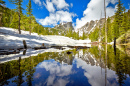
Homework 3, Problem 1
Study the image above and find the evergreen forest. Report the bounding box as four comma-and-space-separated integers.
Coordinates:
0, 0, 130, 42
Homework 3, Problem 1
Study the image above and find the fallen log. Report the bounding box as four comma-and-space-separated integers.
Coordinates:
67, 45, 90, 49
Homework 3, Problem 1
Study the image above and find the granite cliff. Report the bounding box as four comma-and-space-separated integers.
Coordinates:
77, 16, 114, 35
54, 22, 74, 31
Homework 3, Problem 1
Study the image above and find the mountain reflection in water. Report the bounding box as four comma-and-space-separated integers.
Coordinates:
0, 45, 130, 86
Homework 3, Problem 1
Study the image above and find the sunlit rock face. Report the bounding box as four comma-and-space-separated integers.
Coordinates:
77, 19, 104, 34
77, 16, 114, 35
54, 22, 74, 31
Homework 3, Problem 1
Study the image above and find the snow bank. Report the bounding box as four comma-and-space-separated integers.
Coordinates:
0, 27, 91, 49
0, 27, 92, 63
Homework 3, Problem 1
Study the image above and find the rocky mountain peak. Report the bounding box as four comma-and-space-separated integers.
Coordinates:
54, 22, 74, 31
77, 18, 108, 36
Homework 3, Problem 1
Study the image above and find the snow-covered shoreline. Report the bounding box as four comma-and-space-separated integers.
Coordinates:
0, 27, 91, 50
0, 27, 91, 63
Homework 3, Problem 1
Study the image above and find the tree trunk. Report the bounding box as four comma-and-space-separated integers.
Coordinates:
18, 10, 21, 34
114, 37, 116, 46
29, 18, 31, 35
18, 0, 21, 34
124, 29, 126, 44
0, 17, 2, 27
104, 0, 107, 44
29, 26, 31, 35
0, 6, 3, 27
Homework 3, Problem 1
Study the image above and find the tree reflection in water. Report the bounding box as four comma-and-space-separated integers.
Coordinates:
0, 45, 129, 86
12, 57, 24, 86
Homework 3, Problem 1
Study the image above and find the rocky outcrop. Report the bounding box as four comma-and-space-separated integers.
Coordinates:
54, 22, 74, 31
77, 16, 114, 34
77, 19, 105, 34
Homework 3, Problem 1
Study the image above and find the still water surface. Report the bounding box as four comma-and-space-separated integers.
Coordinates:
0, 45, 130, 86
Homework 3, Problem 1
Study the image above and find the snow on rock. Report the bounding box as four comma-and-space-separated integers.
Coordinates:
0, 27, 91, 50
88, 23, 97, 34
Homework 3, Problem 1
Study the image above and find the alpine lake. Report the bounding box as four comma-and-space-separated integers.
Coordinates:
0, 45, 130, 86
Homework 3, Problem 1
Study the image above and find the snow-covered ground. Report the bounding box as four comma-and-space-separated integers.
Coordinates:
0, 27, 91, 63
0, 27, 91, 49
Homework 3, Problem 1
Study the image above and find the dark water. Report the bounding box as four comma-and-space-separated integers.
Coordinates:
0, 45, 130, 86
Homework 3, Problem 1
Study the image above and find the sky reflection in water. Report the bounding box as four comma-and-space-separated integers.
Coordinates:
0, 45, 130, 86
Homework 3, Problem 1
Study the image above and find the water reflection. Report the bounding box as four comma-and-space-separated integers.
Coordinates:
23, 50, 26, 55
12, 57, 24, 86
0, 45, 130, 86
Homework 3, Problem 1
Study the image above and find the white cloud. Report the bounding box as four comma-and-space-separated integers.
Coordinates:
75, 0, 117, 29
70, 3, 73, 8
39, 0, 74, 26
35, 50, 119, 86
37, 60, 72, 86
38, 11, 76, 26
43, 0, 55, 12
52, 0, 69, 10
37, 60, 73, 76
43, 0, 69, 12
75, 56, 118, 86
33, 0, 42, 6
106, 7, 116, 17
110, 0, 118, 4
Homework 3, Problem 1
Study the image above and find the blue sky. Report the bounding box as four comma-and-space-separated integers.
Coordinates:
3, 0, 130, 29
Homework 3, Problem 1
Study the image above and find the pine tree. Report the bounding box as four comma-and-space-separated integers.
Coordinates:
107, 17, 112, 42
26, 0, 32, 35
9, 0, 23, 34
101, 25, 105, 42
114, 0, 124, 38
88, 27, 99, 41
0, 0, 5, 4
111, 22, 115, 41
82, 29, 85, 40
21, 14, 28, 30
66, 28, 72, 37
9, 12, 19, 29
128, 10, 130, 30
120, 8, 128, 43
0, 0, 5, 26
77, 31, 79, 40
31, 16, 36, 33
